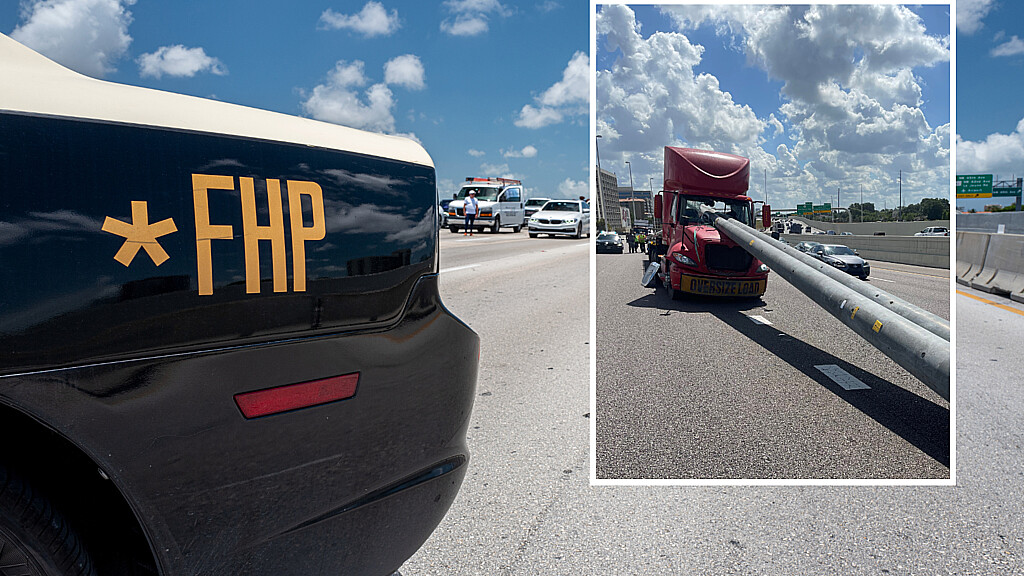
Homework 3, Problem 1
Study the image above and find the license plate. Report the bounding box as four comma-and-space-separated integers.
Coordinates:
678, 274, 766, 296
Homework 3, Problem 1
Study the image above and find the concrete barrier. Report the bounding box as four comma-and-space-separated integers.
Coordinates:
779, 234, 950, 268
968, 233, 1024, 301
955, 232, 990, 286
957, 212, 1024, 234
788, 217, 949, 237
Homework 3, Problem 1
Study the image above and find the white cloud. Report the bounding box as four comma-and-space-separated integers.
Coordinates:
503, 145, 538, 158
319, 2, 400, 37
597, 4, 949, 210
384, 54, 425, 90
514, 105, 562, 129
514, 51, 589, 129
441, 15, 489, 36
11, 0, 135, 78
957, 119, 1024, 177
137, 45, 227, 79
440, 0, 511, 36
557, 178, 588, 199
957, 0, 995, 35
468, 149, 486, 157
992, 36, 1024, 58
480, 162, 512, 177
538, 1, 560, 14
301, 60, 396, 133
539, 51, 589, 107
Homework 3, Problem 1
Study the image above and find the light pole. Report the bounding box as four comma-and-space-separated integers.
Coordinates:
625, 160, 635, 226
649, 177, 655, 222
596, 135, 605, 231
897, 170, 902, 222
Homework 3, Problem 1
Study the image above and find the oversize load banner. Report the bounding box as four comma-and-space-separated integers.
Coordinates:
679, 274, 766, 296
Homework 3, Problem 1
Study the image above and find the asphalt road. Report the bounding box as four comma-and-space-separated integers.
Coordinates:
596, 250, 950, 480
399, 235, 1022, 575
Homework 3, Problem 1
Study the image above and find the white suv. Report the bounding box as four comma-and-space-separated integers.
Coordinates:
914, 226, 949, 236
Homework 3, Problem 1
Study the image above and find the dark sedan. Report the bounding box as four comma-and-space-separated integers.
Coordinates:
596, 231, 624, 253
814, 244, 870, 279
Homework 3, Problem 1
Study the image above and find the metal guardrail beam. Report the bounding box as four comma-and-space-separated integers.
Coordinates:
705, 209, 950, 400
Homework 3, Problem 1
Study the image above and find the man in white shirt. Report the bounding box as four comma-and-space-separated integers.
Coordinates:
464, 190, 479, 236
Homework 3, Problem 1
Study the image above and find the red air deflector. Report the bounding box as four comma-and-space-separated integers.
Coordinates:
234, 373, 360, 418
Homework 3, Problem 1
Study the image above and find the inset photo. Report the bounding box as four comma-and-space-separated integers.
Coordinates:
593, 4, 951, 481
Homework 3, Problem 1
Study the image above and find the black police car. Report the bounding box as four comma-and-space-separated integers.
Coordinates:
0, 33, 478, 576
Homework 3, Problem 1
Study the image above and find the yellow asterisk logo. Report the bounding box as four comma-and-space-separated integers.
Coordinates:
101, 201, 178, 266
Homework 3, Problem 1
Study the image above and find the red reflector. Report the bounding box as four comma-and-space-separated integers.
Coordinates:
234, 373, 359, 419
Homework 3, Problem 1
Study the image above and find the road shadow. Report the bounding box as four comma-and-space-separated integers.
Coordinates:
622, 261, 949, 469
717, 309, 950, 468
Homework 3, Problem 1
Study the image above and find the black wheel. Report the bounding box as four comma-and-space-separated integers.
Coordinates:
491, 217, 500, 233
512, 225, 521, 233
0, 465, 96, 576
573, 224, 582, 239
529, 232, 538, 238
449, 225, 459, 233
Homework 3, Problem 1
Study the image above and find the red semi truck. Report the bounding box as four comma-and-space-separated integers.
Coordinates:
651, 146, 770, 299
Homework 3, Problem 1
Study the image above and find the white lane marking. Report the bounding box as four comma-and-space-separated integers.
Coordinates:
871, 277, 896, 283
440, 264, 479, 274
815, 364, 871, 390
747, 314, 773, 325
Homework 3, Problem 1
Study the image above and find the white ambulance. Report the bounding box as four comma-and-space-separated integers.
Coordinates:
448, 177, 526, 233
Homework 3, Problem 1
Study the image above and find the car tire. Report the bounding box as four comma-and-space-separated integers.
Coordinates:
449, 225, 459, 233
0, 465, 97, 576
513, 225, 521, 233
529, 232, 538, 238
573, 224, 582, 239
491, 217, 500, 233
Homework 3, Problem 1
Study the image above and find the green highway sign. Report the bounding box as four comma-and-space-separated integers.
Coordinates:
956, 174, 993, 197
993, 185, 1023, 197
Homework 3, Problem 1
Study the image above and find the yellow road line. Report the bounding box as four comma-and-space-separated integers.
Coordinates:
956, 289, 1024, 317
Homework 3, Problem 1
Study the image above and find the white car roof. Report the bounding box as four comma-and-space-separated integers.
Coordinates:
0, 33, 432, 167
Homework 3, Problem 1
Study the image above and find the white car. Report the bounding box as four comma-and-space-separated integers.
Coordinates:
523, 197, 551, 225
914, 226, 949, 236
528, 199, 590, 238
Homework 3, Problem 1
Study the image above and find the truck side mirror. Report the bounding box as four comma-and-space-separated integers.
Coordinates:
654, 193, 663, 220
762, 205, 772, 229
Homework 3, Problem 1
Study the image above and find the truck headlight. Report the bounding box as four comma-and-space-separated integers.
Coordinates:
672, 253, 696, 266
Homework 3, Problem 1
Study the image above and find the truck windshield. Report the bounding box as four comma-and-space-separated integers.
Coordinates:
677, 195, 753, 227
456, 186, 501, 201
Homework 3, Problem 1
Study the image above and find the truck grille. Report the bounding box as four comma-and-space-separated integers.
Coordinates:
705, 244, 752, 272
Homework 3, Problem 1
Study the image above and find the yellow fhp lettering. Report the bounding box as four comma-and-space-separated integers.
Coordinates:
192, 174, 326, 296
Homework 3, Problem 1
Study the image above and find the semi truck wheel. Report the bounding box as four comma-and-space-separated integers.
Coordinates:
0, 466, 96, 576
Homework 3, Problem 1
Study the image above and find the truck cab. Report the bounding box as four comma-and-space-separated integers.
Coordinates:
653, 147, 769, 298
448, 177, 526, 233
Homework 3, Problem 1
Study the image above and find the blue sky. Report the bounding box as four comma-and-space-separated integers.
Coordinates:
596, 4, 951, 215
1, 0, 589, 201
956, 0, 1024, 210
